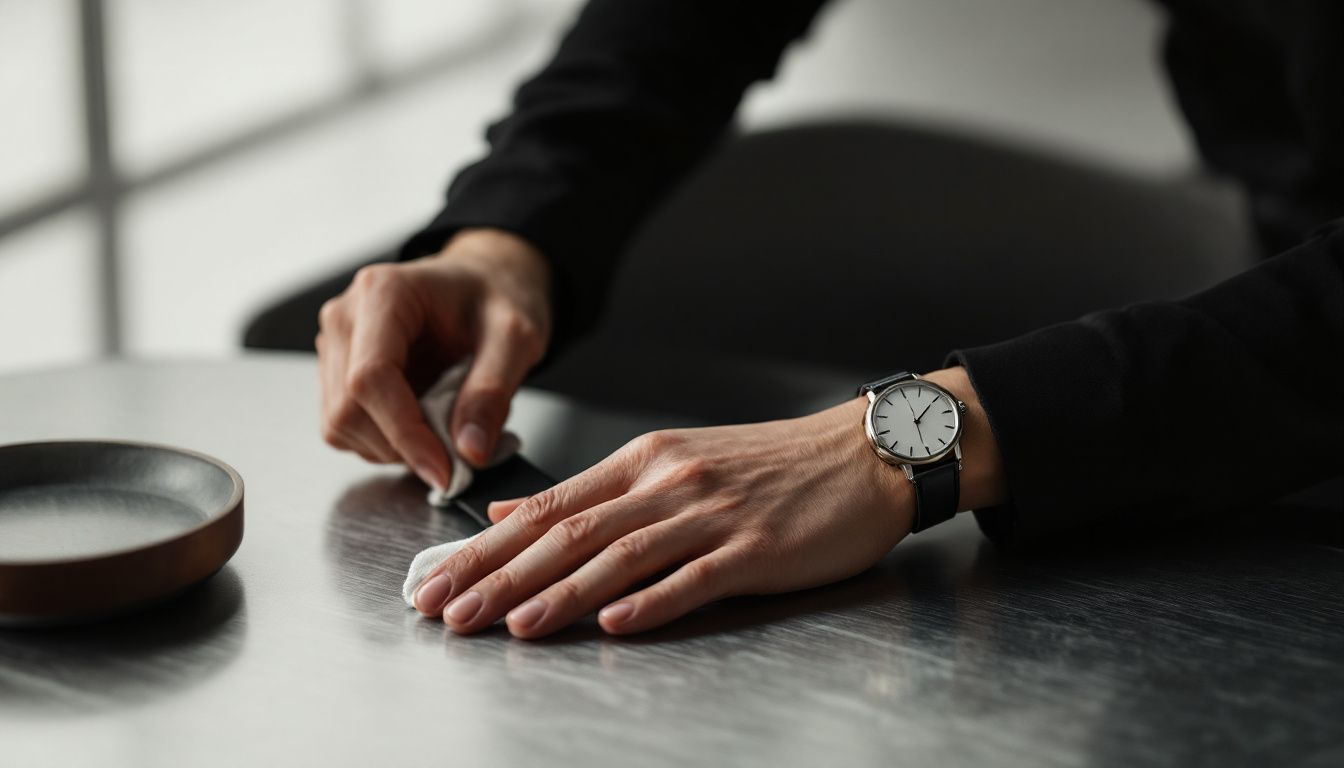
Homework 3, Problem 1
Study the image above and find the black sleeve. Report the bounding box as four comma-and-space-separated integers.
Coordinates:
951, 218, 1344, 544
402, 0, 828, 350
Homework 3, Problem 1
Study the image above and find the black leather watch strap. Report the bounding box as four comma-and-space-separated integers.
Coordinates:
857, 371, 913, 397
451, 456, 556, 528
909, 457, 959, 533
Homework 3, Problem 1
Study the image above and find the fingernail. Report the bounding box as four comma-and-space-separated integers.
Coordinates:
457, 423, 489, 464
507, 599, 547, 630
445, 590, 483, 624
600, 602, 634, 625
414, 574, 453, 613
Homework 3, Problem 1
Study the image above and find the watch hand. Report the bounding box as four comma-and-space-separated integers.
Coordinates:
913, 418, 924, 446
900, 389, 917, 417
915, 400, 934, 423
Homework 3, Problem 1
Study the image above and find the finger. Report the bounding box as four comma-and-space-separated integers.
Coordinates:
486, 497, 528, 524
451, 311, 538, 466
442, 493, 660, 635
505, 518, 704, 639
596, 549, 745, 636
412, 459, 634, 617
336, 409, 400, 463
318, 331, 398, 463
346, 300, 451, 491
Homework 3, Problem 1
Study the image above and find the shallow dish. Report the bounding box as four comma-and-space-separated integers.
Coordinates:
0, 440, 243, 626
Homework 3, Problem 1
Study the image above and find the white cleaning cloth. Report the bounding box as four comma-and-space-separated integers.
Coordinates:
419, 359, 521, 505
401, 532, 481, 607
403, 360, 519, 608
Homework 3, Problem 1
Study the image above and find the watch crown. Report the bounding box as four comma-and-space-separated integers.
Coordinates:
957, 401, 967, 412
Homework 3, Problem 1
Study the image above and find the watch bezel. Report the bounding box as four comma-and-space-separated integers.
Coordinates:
864, 379, 963, 466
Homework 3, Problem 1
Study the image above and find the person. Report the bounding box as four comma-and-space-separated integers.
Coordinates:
314, 0, 1343, 639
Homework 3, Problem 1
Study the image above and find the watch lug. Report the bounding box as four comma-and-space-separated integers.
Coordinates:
902, 464, 915, 482
866, 391, 877, 403
954, 443, 963, 471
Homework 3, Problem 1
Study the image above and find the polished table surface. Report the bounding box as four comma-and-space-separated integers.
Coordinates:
0, 356, 1340, 767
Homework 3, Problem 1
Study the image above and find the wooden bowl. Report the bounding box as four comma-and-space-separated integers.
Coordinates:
0, 440, 243, 626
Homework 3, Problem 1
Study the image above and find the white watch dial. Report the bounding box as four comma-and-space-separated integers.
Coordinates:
869, 380, 960, 461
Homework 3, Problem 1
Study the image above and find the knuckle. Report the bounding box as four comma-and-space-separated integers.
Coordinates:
351, 263, 400, 292
450, 544, 487, 579
351, 447, 381, 464
548, 578, 583, 608
485, 567, 519, 595
606, 533, 649, 568
460, 381, 511, 415
548, 513, 596, 552
327, 394, 357, 426
669, 456, 713, 488
514, 491, 562, 533
630, 430, 674, 458
497, 312, 544, 357
497, 310, 538, 342
643, 430, 673, 452
324, 391, 365, 432
707, 489, 749, 518
345, 361, 396, 400
317, 298, 344, 330
731, 529, 777, 559
681, 557, 726, 591
320, 424, 345, 448
551, 581, 583, 610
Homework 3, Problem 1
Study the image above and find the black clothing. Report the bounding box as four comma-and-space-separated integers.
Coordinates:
404, 0, 829, 350
403, 0, 1343, 542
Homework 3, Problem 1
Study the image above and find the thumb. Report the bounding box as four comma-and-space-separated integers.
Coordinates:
451, 315, 536, 466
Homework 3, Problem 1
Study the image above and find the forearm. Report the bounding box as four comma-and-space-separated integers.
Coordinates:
403, 0, 829, 349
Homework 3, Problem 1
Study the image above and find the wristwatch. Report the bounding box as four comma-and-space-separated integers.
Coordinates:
858, 372, 966, 533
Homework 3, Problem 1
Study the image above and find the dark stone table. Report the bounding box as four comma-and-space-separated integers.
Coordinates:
0, 356, 1339, 766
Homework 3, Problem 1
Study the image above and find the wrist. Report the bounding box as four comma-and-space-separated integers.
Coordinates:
440, 228, 551, 285
834, 397, 917, 531
920, 366, 1007, 511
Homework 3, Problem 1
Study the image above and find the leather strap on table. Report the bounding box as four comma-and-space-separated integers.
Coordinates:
451, 455, 556, 528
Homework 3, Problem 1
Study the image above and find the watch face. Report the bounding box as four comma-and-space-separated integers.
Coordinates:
867, 380, 961, 462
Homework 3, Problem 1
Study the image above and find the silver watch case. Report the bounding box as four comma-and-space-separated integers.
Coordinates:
863, 375, 966, 480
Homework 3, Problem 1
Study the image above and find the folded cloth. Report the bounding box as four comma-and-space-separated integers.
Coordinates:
404, 360, 518, 608
419, 359, 521, 505
402, 533, 481, 607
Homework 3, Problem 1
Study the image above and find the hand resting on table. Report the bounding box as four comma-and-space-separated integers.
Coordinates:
411, 367, 1005, 638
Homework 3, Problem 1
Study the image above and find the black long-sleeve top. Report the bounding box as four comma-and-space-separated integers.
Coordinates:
403, 0, 1343, 543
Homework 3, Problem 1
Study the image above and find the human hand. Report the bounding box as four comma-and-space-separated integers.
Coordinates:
409, 398, 909, 637
317, 228, 551, 490
411, 367, 1005, 638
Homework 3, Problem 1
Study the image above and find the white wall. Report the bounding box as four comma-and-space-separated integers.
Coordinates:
0, 0, 1191, 375
743, 0, 1191, 171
